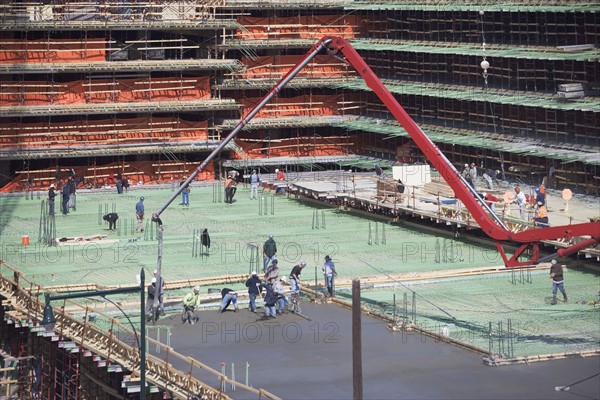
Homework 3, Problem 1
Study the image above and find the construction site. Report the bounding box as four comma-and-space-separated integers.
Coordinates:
0, 0, 599, 399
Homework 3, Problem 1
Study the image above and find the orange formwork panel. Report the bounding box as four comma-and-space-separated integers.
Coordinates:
234, 135, 357, 159
0, 39, 107, 64
238, 55, 353, 80
0, 76, 211, 106
239, 94, 351, 119
0, 117, 209, 149
236, 15, 360, 40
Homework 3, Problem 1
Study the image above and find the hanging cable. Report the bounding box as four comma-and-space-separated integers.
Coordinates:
478, 10, 505, 179
479, 10, 489, 87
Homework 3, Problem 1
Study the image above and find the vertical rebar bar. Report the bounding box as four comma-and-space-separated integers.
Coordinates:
412, 292, 416, 324
403, 292, 408, 326
488, 322, 493, 354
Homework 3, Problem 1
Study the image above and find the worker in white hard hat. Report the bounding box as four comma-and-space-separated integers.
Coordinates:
245, 271, 262, 313
182, 286, 201, 324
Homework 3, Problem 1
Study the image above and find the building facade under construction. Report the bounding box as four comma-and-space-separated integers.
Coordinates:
0, 1, 599, 399
0, 0, 598, 194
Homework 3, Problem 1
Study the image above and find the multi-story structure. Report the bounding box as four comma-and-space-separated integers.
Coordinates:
0, 2, 598, 397
0, 1, 598, 195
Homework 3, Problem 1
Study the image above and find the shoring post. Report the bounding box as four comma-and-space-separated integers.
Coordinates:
117, 217, 122, 236
192, 229, 197, 257
508, 319, 514, 358
245, 362, 249, 387
98, 204, 102, 225
263, 196, 268, 215
231, 363, 236, 391
49, 215, 56, 246
314, 265, 318, 293
442, 239, 447, 262
403, 292, 408, 326
271, 196, 274, 215
112, 202, 116, 213
321, 210, 325, 229
375, 222, 379, 245
382, 223, 385, 244
497, 321, 504, 356
435, 238, 440, 263
38, 200, 45, 243
220, 362, 226, 392
258, 195, 263, 215
368, 222, 372, 245
249, 246, 255, 273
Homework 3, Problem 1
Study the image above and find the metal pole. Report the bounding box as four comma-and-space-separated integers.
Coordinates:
140, 269, 146, 400
153, 39, 332, 220
352, 279, 363, 400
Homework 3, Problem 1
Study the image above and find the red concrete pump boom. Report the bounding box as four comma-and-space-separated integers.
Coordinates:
319, 37, 599, 266
156, 36, 600, 268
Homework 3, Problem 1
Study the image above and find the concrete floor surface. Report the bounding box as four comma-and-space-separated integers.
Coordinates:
153, 301, 600, 400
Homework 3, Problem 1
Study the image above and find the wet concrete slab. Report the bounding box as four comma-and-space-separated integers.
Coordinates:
153, 300, 600, 400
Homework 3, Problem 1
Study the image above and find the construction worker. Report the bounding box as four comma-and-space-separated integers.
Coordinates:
322, 256, 337, 297
514, 186, 527, 220
182, 286, 201, 324
534, 202, 549, 227
549, 260, 567, 305
135, 196, 144, 232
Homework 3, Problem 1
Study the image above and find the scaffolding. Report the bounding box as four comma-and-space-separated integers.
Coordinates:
0, 261, 281, 400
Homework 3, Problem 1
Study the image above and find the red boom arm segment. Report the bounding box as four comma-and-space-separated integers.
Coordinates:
323, 37, 599, 266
